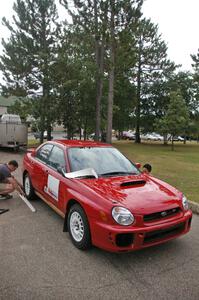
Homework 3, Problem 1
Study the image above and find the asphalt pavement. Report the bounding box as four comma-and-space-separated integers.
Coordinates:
0, 150, 199, 300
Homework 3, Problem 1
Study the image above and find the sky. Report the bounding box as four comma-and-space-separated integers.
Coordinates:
0, 0, 199, 71
143, 0, 199, 70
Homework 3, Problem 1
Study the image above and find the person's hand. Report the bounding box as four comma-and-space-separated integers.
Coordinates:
20, 189, 25, 197
19, 183, 23, 189
15, 179, 23, 190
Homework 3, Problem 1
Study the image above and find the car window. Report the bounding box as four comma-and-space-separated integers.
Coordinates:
36, 144, 53, 163
47, 146, 66, 171
68, 147, 140, 176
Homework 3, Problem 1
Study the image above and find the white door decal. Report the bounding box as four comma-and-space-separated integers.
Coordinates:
44, 174, 60, 201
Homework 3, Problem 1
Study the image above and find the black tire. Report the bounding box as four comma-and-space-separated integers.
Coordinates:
67, 204, 92, 250
23, 173, 35, 200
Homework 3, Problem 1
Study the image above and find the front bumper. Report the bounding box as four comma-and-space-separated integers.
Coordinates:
90, 210, 192, 252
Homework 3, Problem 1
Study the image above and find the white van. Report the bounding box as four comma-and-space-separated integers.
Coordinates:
0, 114, 27, 150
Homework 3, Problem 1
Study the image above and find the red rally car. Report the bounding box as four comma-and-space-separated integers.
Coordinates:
23, 140, 192, 252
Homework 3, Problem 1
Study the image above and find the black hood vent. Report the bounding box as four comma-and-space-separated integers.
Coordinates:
121, 180, 146, 188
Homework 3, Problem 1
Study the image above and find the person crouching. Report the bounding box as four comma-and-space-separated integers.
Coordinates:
0, 160, 24, 199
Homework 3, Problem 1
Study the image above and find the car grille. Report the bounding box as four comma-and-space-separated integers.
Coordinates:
144, 207, 181, 222
115, 233, 134, 247
144, 222, 185, 244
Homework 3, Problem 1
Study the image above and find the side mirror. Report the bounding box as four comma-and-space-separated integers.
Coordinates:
27, 148, 36, 157
31, 149, 37, 157
57, 166, 65, 177
135, 162, 141, 169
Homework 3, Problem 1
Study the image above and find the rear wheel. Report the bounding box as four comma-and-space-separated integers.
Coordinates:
67, 204, 91, 250
24, 173, 35, 200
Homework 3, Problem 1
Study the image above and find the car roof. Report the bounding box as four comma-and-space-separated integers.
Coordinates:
49, 139, 112, 149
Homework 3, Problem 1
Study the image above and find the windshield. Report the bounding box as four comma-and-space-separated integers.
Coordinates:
68, 147, 140, 177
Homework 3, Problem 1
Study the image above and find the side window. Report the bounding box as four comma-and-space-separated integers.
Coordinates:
47, 146, 66, 171
36, 144, 53, 163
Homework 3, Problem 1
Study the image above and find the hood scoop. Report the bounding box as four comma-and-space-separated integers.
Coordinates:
120, 180, 146, 188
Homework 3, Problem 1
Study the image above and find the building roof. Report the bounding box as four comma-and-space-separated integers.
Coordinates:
0, 96, 21, 107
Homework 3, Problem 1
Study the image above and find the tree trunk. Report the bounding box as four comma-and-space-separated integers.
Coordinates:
47, 126, 52, 141
46, 108, 52, 141
171, 138, 174, 151
39, 100, 45, 144
94, 0, 101, 141
183, 137, 186, 144
106, 0, 115, 144
84, 118, 87, 141
39, 129, 44, 144
163, 134, 168, 145
95, 44, 104, 141
84, 128, 87, 141
94, 0, 106, 141
135, 37, 142, 144
39, 123, 44, 144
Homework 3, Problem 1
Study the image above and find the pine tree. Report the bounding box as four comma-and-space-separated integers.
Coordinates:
131, 18, 175, 143
156, 91, 189, 150
0, 0, 60, 142
60, 0, 143, 143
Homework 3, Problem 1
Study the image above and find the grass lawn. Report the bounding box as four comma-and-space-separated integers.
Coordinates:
113, 140, 199, 204
28, 139, 40, 147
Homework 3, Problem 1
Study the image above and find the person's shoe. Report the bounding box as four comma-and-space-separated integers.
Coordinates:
0, 194, 13, 200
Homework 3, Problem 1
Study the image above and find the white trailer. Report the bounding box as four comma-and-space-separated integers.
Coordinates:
0, 114, 28, 150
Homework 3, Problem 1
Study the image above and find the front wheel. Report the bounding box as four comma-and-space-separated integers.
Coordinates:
67, 204, 92, 250
24, 173, 35, 200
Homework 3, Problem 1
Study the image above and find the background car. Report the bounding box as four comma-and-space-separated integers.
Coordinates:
173, 136, 184, 142
151, 133, 164, 141
121, 130, 135, 140
141, 133, 163, 141
23, 140, 192, 252
34, 131, 53, 140
167, 135, 184, 142
140, 133, 155, 140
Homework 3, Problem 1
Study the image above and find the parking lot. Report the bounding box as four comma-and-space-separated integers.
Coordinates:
0, 149, 199, 300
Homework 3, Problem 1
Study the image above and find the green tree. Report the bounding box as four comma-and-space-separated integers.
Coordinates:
0, 0, 60, 143
50, 22, 97, 139
131, 18, 175, 143
60, 0, 107, 140
191, 50, 199, 140
156, 91, 189, 150
106, 0, 143, 143
60, 0, 143, 143
8, 97, 32, 121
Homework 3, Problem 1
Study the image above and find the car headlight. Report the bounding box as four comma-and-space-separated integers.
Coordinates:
182, 195, 189, 210
112, 206, 134, 226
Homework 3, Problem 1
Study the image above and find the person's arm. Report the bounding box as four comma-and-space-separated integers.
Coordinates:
8, 177, 25, 195
12, 176, 23, 189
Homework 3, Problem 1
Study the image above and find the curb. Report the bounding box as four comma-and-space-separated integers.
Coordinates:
189, 201, 199, 215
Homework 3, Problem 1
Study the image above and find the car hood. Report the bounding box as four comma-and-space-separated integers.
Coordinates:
80, 174, 182, 214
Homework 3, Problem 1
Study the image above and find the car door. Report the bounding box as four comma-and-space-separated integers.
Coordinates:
43, 145, 67, 212
30, 143, 53, 193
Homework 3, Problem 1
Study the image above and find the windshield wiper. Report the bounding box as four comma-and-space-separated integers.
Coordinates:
99, 171, 136, 177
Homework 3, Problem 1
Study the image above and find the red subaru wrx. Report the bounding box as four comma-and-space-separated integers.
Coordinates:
23, 140, 192, 252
